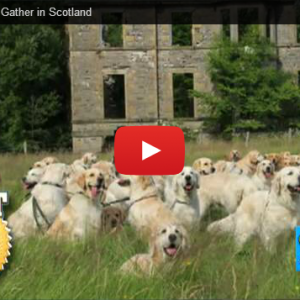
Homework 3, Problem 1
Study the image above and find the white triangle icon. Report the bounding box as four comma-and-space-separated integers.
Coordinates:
142, 141, 161, 161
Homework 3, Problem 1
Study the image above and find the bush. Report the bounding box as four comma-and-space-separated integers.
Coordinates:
194, 27, 300, 138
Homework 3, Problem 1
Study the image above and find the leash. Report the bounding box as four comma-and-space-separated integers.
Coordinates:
41, 181, 64, 189
32, 196, 52, 233
102, 196, 130, 207
127, 194, 158, 211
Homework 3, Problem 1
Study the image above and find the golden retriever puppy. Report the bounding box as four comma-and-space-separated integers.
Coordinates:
8, 163, 71, 238
208, 167, 300, 252
22, 167, 45, 190
199, 173, 258, 221
120, 223, 189, 276
265, 153, 280, 170
236, 150, 264, 176
164, 167, 200, 230
47, 168, 105, 240
119, 176, 177, 237
252, 159, 275, 191
192, 158, 215, 175
228, 150, 241, 162
101, 206, 126, 233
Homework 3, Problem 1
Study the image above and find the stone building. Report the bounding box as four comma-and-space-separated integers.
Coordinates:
68, 0, 300, 153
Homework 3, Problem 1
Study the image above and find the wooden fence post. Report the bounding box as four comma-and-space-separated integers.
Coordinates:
245, 132, 250, 148
23, 141, 27, 155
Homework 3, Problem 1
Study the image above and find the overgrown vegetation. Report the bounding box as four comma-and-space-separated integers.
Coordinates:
195, 26, 300, 138
0, 25, 71, 152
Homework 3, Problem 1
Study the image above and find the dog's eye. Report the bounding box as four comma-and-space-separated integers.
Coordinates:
175, 229, 180, 234
115, 214, 119, 218
90, 173, 95, 177
204, 163, 208, 166
181, 173, 184, 176
161, 229, 167, 234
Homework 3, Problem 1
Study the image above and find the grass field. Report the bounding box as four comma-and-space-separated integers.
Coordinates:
1, 137, 300, 299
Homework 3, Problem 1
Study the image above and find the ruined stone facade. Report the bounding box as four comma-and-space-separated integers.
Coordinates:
69, 2, 300, 153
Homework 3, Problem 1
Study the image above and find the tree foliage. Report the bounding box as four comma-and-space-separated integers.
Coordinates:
0, 25, 71, 151
194, 27, 300, 137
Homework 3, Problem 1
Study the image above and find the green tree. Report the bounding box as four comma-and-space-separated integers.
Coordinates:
194, 28, 300, 137
0, 25, 71, 151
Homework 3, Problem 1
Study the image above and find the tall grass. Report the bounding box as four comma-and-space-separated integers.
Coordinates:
0, 138, 300, 299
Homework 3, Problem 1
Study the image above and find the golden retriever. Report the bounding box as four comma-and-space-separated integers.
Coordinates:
8, 163, 71, 238
119, 176, 177, 238
101, 206, 126, 233
236, 150, 264, 176
47, 168, 105, 240
164, 167, 200, 230
252, 159, 275, 191
208, 167, 300, 252
120, 223, 189, 276
192, 158, 215, 175
228, 150, 241, 162
22, 167, 45, 190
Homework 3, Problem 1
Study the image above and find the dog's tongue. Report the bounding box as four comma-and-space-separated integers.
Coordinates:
91, 186, 99, 198
23, 183, 30, 190
296, 186, 300, 192
166, 247, 177, 256
265, 173, 272, 178
185, 184, 192, 191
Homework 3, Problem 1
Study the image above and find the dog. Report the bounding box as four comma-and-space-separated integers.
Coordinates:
164, 167, 200, 230
252, 159, 275, 191
92, 160, 117, 187
192, 158, 215, 175
213, 160, 243, 175
72, 152, 98, 173
120, 223, 189, 276
228, 150, 241, 162
208, 167, 300, 252
8, 163, 71, 238
47, 168, 105, 240
236, 150, 264, 176
101, 206, 126, 233
22, 167, 45, 190
117, 176, 177, 238
265, 153, 281, 170
199, 172, 258, 221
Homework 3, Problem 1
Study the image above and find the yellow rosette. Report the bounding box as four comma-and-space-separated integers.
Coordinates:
0, 217, 11, 271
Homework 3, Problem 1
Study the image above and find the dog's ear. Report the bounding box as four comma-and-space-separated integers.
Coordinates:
272, 173, 282, 195
77, 173, 86, 190
117, 178, 131, 187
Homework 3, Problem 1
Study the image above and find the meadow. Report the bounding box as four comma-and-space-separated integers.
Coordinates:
0, 137, 300, 299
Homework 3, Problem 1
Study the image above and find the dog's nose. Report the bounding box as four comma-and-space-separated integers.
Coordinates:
211, 167, 216, 173
266, 166, 271, 172
169, 234, 177, 242
185, 175, 191, 181
22, 177, 26, 182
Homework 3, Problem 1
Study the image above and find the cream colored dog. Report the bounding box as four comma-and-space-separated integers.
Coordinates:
252, 159, 275, 191
119, 176, 177, 237
120, 223, 189, 276
33, 156, 59, 168
165, 167, 200, 230
8, 163, 71, 238
72, 152, 98, 173
22, 167, 45, 190
213, 160, 243, 175
192, 158, 215, 175
208, 167, 300, 252
236, 150, 264, 176
47, 168, 105, 240
199, 172, 258, 220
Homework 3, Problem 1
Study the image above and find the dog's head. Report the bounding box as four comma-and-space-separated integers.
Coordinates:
192, 158, 215, 176
272, 167, 300, 209
40, 163, 71, 187
174, 167, 200, 197
247, 150, 264, 166
150, 223, 189, 262
101, 207, 126, 233
290, 155, 300, 167
33, 161, 47, 169
77, 168, 105, 200
81, 152, 98, 166
22, 167, 45, 190
228, 149, 241, 162
265, 153, 280, 167
256, 159, 275, 180
41, 156, 59, 166
92, 161, 117, 187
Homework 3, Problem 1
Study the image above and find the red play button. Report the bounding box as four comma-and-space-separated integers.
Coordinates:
114, 126, 185, 175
